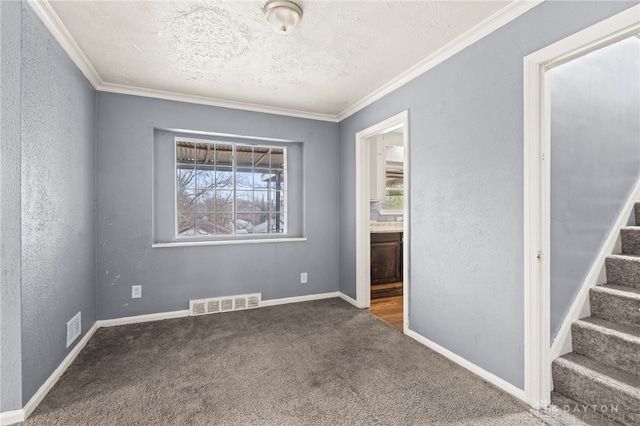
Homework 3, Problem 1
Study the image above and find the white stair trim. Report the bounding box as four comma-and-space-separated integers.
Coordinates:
550, 179, 640, 364
523, 4, 640, 407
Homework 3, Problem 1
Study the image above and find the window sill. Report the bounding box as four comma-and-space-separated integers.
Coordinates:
151, 237, 307, 248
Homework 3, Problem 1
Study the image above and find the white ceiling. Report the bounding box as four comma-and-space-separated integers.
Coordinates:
44, 0, 514, 119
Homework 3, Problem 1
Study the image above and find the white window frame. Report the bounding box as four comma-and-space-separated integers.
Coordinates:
174, 136, 288, 240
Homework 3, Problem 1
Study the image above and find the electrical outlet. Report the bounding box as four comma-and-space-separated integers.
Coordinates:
300, 272, 308, 284
132, 285, 142, 299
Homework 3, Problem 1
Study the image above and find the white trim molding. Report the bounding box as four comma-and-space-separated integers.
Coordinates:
99, 292, 342, 324
0, 410, 24, 426
337, 0, 542, 121
19, 322, 100, 422
260, 292, 339, 307
402, 118, 411, 332
27, 0, 541, 123
25, 0, 337, 123
354, 111, 409, 313
26, 0, 101, 87
550, 179, 640, 362
2, 291, 346, 424
523, 4, 640, 408
405, 328, 526, 402
97, 310, 190, 328
151, 237, 307, 249
98, 83, 338, 123
338, 292, 359, 307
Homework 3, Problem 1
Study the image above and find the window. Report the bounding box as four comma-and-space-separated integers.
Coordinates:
175, 138, 286, 238
380, 165, 404, 212
152, 130, 303, 246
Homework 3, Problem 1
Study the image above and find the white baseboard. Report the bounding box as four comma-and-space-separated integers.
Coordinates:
20, 322, 100, 421
549, 179, 640, 364
405, 328, 526, 403
338, 292, 359, 307
99, 292, 342, 325
0, 409, 24, 426
261, 291, 340, 307
97, 309, 190, 328
3, 290, 343, 423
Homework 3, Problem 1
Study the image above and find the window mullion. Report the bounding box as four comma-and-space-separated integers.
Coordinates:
232, 144, 237, 236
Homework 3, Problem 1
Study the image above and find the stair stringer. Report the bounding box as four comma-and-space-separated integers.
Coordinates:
549, 179, 640, 373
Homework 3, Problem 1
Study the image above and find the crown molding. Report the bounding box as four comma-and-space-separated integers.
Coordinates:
26, 0, 338, 122
336, 0, 544, 121
97, 82, 339, 122
26, 0, 102, 87
27, 0, 542, 124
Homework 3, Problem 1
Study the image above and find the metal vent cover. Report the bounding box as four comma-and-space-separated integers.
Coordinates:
247, 296, 260, 308
189, 293, 261, 316
190, 301, 206, 316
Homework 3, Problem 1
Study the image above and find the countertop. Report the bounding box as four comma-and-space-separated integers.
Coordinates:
370, 222, 404, 233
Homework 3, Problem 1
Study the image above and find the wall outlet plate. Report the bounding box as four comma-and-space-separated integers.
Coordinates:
300, 272, 308, 284
132, 285, 142, 299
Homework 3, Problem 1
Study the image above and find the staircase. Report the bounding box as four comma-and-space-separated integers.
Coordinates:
551, 204, 640, 426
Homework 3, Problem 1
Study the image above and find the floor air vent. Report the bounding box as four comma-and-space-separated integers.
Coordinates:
189, 293, 261, 316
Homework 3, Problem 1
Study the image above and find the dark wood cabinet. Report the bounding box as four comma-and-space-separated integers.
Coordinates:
370, 232, 403, 298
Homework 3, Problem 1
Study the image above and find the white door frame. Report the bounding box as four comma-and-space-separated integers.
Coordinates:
355, 111, 410, 330
523, 4, 640, 408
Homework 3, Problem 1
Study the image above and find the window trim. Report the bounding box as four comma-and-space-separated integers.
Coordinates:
151, 237, 307, 249
173, 136, 288, 240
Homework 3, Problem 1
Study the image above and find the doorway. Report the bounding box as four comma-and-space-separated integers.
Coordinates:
523, 5, 639, 407
355, 111, 409, 332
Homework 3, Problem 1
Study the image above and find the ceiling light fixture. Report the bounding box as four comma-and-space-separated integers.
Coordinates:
263, 0, 303, 34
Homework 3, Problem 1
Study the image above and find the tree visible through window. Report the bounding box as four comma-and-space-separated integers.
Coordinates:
176, 139, 286, 237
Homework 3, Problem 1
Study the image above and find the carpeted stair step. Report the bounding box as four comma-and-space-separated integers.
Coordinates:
605, 255, 640, 289
571, 318, 640, 376
552, 353, 640, 426
550, 391, 624, 426
635, 202, 640, 226
620, 227, 640, 255
590, 285, 640, 331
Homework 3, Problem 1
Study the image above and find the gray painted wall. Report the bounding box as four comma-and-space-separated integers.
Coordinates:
550, 37, 640, 342
338, 1, 637, 389
15, 2, 97, 404
3, 0, 637, 412
96, 93, 339, 320
0, 0, 23, 413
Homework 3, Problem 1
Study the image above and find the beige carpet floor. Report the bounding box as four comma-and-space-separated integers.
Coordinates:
25, 298, 557, 425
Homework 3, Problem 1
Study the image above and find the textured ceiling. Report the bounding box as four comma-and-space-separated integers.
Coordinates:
47, 0, 512, 116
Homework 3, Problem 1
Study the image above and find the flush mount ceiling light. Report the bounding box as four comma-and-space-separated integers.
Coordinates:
263, 0, 303, 34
